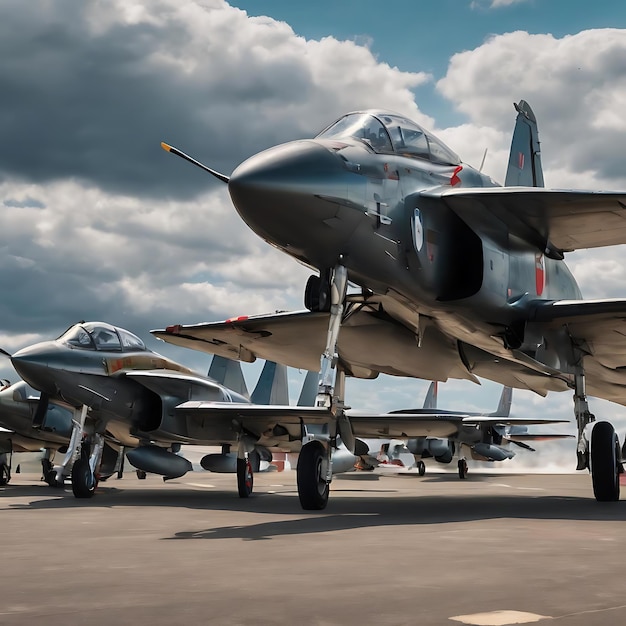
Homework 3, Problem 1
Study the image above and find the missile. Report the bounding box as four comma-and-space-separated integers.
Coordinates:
126, 446, 192, 478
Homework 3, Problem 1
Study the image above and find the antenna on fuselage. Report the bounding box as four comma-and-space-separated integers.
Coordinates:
479, 148, 488, 173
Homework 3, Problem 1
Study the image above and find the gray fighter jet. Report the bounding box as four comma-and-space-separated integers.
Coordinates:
6, 321, 334, 498
154, 100, 626, 508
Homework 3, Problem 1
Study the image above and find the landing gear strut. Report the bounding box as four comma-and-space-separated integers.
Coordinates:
297, 263, 348, 510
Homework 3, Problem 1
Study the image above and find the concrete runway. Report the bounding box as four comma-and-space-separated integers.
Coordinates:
2, 469, 626, 626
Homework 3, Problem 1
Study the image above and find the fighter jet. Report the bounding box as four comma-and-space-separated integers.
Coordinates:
378, 383, 573, 477
6, 321, 332, 498
154, 100, 626, 508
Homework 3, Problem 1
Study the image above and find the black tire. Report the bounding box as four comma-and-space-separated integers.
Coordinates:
71, 457, 96, 498
297, 442, 329, 510
458, 459, 468, 480
304, 273, 331, 312
417, 460, 426, 476
136, 469, 147, 480
591, 421, 620, 502
45, 469, 64, 488
237, 457, 253, 498
304, 275, 320, 311
0, 463, 10, 486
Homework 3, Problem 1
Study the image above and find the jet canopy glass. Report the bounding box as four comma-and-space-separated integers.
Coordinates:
60, 322, 146, 352
316, 111, 460, 165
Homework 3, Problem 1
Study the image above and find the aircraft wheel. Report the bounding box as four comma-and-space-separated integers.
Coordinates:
458, 459, 468, 480
417, 461, 426, 476
297, 441, 329, 510
45, 469, 64, 488
0, 463, 10, 486
304, 273, 331, 312
237, 457, 253, 498
71, 457, 96, 498
591, 421, 620, 502
136, 469, 147, 480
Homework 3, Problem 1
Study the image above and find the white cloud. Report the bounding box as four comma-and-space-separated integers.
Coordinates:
437, 29, 626, 189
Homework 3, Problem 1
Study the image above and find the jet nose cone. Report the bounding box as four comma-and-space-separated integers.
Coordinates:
230, 140, 341, 193
11, 342, 56, 392
228, 140, 348, 247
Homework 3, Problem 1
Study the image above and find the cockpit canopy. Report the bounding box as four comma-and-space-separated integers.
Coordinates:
316, 111, 460, 166
60, 322, 146, 352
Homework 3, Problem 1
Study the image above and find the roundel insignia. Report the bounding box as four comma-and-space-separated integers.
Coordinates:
535, 252, 545, 296
413, 209, 424, 252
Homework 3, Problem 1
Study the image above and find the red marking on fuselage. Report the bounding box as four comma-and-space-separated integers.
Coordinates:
518, 152, 525, 169
535, 252, 545, 296
450, 165, 463, 186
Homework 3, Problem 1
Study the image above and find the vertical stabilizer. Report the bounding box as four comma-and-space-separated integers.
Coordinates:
208, 356, 249, 399
491, 386, 513, 417
297, 370, 319, 407
251, 361, 289, 405
422, 381, 438, 410
504, 100, 544, 187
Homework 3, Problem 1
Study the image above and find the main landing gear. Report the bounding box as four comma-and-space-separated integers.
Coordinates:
297, 441, 329, 509
297, 264, 349, 510
573, 372, 621, 502
237, 457, 253, 498
236, 439, 259, 498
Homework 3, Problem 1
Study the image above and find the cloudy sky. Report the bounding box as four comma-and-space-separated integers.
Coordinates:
2, 0, 626, 468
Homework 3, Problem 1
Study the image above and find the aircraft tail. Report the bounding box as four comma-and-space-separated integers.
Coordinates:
422, 381, 438, 410
298, 370, 319, 407
504, 100, 544, 187
251, 361, 289, 405
491, 386, 513, 417
208, 356, 249, 399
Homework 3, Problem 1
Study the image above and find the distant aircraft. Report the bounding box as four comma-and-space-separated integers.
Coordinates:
378, 383, 572, 477
155, 100, 626, 508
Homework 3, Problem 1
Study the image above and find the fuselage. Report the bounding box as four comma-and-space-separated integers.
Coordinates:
227, 110, 582, 376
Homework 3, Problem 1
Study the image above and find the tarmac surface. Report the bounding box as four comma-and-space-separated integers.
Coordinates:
2, 468, 626, 626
